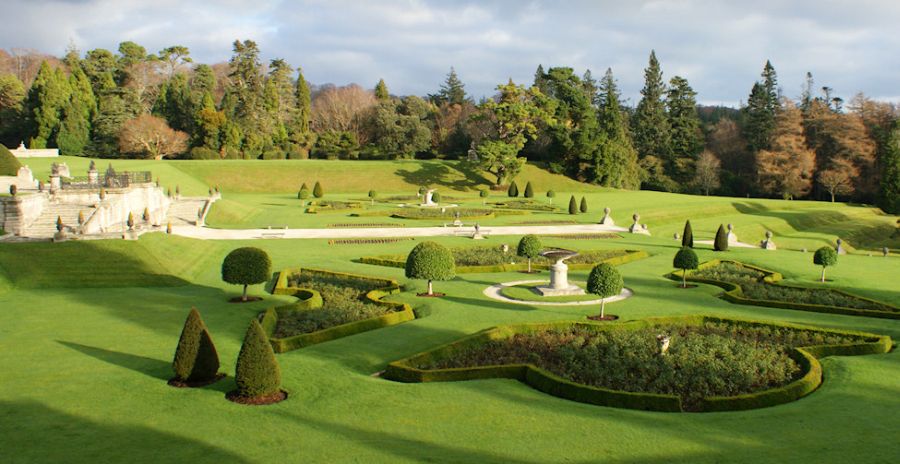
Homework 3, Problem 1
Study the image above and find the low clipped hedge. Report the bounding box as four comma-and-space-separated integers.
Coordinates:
358, 249, 648, 273
261, 267, 416, 352
669, 259, 900, 320
305, 200, 364, 214
383, 315, 890, 413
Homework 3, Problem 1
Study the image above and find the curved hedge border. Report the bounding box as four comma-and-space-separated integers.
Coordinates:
669, 259, 900, 320
262, 267, 416, 352
383, 315, 891, 413
357, 249, 648, 274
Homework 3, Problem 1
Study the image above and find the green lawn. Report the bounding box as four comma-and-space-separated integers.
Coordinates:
499, 282, 602, 303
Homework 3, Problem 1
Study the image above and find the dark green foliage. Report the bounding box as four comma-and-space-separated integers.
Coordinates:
26, 61, 70, 148
523, 181, 534, 198
632, 51, 671, 170
507, 181, 519, 197
596, 68, 641, 189
516, 235, 542, 272
568, 195, 577, 214
666, 76, 703, 182
221, 247, 272, 301
370, 97, 431, 158
431, 191, 441, 203
234, 319, 281, 398
312, 181, 323, 198
368, 190, 377, 203
374, 79, 389, 101
437, 67, 467, 105
190, 147, 219, 160
546, 190, 555, 201
405, 241, 456, 295
714, 224, 729, 251
682, 220, 694, 248
743, 62, 778, 153
172, 308, 220, 383
814, 247, 838, 282
673, 247, 699, 287
878, 127, 900, 214
587, 262, 623, 317
9, 184, 17, 196
579, 196, 588, 213
298, 182, 309, 199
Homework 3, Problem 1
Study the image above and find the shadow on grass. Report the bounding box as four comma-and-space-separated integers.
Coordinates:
0, 400, 250, 463
57, 341, 171, 381
395, 161, 490, 191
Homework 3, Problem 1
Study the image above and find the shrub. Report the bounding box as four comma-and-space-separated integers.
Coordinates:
368, 189, 377, 204
222, 247, 272, 301
172, 308, 220, 383
126, 212, 135, 230
142, 207, 150, 222
298, 188, 309, 199
432, 191, 442, 203
405, 241, 456, 296
9, 184, 16, 196
813, 247, 838, 282
682, 220, 693, 248
579, 196, 588, 213
189, 147, 219, 160
517, 235, 543, 272
313, 181, 324, 198
587, 263, 623, 318
524, 181, 534, 198
546, 190, 555, 204
568, 196, 577, 215
479, 188, 489, 205
262, 150, 285, 160
0, 144, 22, 176
234, 319, 281, 398
508, 181, 519, 197
673, 247, 699, 288
714, 224, 728, 251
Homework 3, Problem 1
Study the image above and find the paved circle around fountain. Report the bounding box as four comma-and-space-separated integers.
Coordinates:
483, 280, 633, 306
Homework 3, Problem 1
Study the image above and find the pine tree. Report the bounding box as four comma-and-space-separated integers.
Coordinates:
666, 76, 703, 183
533, 64, 548, 94
631, 51, 671, 167
744, 61, 780, 153
596, 68, 641, 189
293, 66, 311, 138
171, 308, 221, 384
878, 126, 900, 214
375, 79, 389, 101
439, 67, 467, 105
582, 69, 598, 104
681, 220, 694, 248
523, 181, 534, 198
26, 62, 71, 148
234, 319, 281, 398
57, 67, 95, 156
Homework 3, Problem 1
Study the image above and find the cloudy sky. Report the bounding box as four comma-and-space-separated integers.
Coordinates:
2, 0, 898, 106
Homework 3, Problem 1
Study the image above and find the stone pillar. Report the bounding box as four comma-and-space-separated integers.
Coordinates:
761, 230, 776, 250
599, 207, 614, 225
726, 223, 739, 245
835, 239, 846, 255
49, 175, 60, 193
549, 261, 569, 289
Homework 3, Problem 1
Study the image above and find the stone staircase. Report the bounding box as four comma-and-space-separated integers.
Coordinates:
166, 198, 208, 226
24, 202, 96, 238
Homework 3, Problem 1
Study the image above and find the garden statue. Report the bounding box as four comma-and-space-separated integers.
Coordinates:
657, 334, 671, 355
835, 238, 846, 255
600, 207, 614, 226
535, 249, 585, 296
629, 213, 649, 235
761, 230, 776, 250
884, 246, 889, 257
726, 223, 739, 245
421, 189, 437, 206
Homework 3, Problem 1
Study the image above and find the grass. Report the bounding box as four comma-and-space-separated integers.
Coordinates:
498, 282, 602, 303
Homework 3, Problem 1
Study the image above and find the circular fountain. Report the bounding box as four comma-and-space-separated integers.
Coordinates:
534, 249, 586, 297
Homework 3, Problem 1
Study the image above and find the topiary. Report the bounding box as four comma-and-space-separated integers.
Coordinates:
166, 222, 173, 234
126, 212, 135, 230
0, 144, 22, 176
222, 247, 272, 301
682, 220, 694, 248
77, 211, 85, 226
479, 188, 489, 205
546, 190, 555, 205
524, 181, 534, 198
56, 216, 63, 233
714, 224, 728, 251
508, 181, 519, 197
405, 241, 456, 296
171, 308, 221, 385
673, 247, 699, 288
813, 246, 838, 282
568, 195, 577, 215
9, 184, 16, 196
368, 189, 377, 204
587, 263, 623, 319
234, 319, 281, 399
579, 196, 588, 213
313, 181, 324, 198
142, 207, 150, 222
516, 235, 543, 272
432, 191, 442, 203
298, 186, 310, 199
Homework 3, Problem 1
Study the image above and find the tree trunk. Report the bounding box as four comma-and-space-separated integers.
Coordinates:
242, 284, 248, 301
830, 192, 835, 203
600, 300, 606, 319
820, 267, 826, 282
528, 258, 532, 273
682, 270, 687, 288
427, 280, 433, 295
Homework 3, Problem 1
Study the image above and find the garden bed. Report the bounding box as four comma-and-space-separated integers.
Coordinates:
260, 267, 416, 352
489, 200, 557, 212
672, 260, 899, 319
498, 282, 599, 303
384, 316, 891, 412
305, 200, 365, 213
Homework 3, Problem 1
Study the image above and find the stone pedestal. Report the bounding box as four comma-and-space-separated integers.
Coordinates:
629, 213, 650, 235
835, 239, 847, 255
535, 257, 584, 296
726, 224, 739, 245
760, 231, 776, 250
599, 207, 614, 226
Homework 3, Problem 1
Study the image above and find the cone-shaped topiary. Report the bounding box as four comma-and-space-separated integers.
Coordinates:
524, 181, 534, 198
166, 222, 173, 234
126, 212, 135, 230
813, 246, 838, 282
298, 187, 310, 199
673, 247, 699, 288
508, 181, 519, 197
682, 220, 694, 248
313, 181, 324, 198
587, 263, 623, 319
234, 319, 281, 398
568, 195, 577, 214
222, 247, 272, 301
580, 196, 588, 213
56, 216, 63, 232
0, 145, 22, 176
405, 241, 456, 296
142, 207, 150, 222
432, 191, 442, 203
714, 224, 729, 251
171, 308, 221, 384
9, 184, 17, 196
517, 234, 542, 273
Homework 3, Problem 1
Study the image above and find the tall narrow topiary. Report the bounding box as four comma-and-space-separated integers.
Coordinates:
517, 234, 543, 273
813, 246, 838, 282
142, 207, 150, 223
126, 212, 135, 230
714, 224, 728, 251
313, 181, 324, 198
580, 196, 588, 213
9, 184, 17, 196
233, 319, 282, 400
568, 195, 577, 214
298, 183, 310, 199
587, 263, 623, 319
222, 247, 272, 301
524, 181, 534, 198
508, 181, 519, 197
405, 241, 456, 296
673, 247, 699, 288
682, 220, 694, 248
171, 308, 221, 386
432, 191, 442, 203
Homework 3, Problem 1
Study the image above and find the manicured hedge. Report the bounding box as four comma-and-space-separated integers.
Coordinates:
305, 200, 364, 214
358, 249, 649, 273
669, 259, 900, 320
261, 267, 416, 352
383, 315, 891, 413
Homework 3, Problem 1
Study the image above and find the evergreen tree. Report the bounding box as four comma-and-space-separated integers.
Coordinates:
171, 308, 221, 384
533, 64, 548, 94
57, 67, 95, 156
666, 76, 703, 183
234, 319, 281, 398
375, 79, 390, 101
439, 67, 467, 105
681, 220, 694, 248
744, 61, 780, 153
507, 180, 519, 197
543, 67, 602, 181
596, 68, 641, 189
293, 66, 312, 141
313, 181, 324, 198
579, 196, 588, 213
568, 195, 577, 214
523, 181, 534, 198
878, 126, 900, 214
582, 69, 598, 104
26, 62, 70, 148
714, 224, 729, 251
631, 51, 672, 169
224, 39, 267, 155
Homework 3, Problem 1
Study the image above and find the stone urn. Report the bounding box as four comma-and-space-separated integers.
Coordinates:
535, 249, 585, 297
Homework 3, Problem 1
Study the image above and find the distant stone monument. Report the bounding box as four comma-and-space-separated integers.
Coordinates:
883, 246, 890, 257
535, 249, 585, 297
835, 238, 847, 255
629, 213, 650, 235
673, 232, 680, 241
599, 207, 614, 226
421, 189, 437, 207
726, 223, 739, 245
472, 222, 484, 240
760, 230, 776, 250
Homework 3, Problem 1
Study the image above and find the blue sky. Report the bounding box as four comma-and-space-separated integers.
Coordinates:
3, 0, 898, 106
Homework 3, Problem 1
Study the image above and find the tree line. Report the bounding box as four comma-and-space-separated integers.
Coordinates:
0, 41, 896, 212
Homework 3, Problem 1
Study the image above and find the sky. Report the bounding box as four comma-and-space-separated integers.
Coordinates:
2, 0, 898, 107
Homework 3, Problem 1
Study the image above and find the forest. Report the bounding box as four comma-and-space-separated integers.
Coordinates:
0, 40, 897, 213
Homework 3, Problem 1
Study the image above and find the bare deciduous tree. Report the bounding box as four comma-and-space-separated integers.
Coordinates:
119, 114, 188, 160
693, 150, 721, 195
818, 157, 858, 202
310, 84, 376, 144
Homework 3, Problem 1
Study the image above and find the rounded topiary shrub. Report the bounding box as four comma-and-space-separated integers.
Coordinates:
682, 220, 694, 248
524, 181, 534, 198
714, 224, 728, 251
517, 234, 543, 273
432, 191, 442, 203
479, 189, 489, 205
673, 247, 699, 288
222, 247, 272, 302
813, 246, 838, 282
368, 189, 377, 204
231, 319, 283, 403
405, 241, 456, 296
313, 181, 324, 198
171, 308, 221, 386
508, 181, 519, 197
546, 190, 555, 204
0, 145, 22, 177
587, 263, 623, 319
568, 195, 577, 215
298, 182, 310, 199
